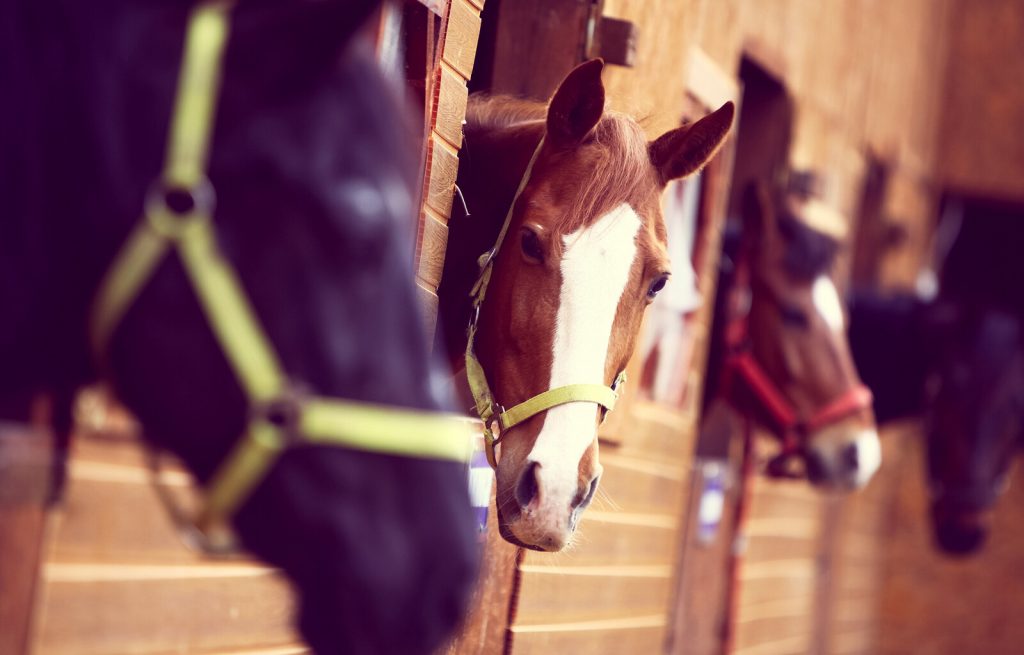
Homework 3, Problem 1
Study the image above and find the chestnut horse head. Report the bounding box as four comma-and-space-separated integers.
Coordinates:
731, 182, 880, 490
463, 60, 733, 550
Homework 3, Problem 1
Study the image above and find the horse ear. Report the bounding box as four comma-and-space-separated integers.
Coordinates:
546, 59, 606, 148
649, 102, 735, 185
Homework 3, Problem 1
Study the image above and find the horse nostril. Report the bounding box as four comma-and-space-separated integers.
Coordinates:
935, 521, 988, 555
805, 452, 827, 484
573, 475, 600, 510
841, 443, 859, 470
515, 461, 542, 510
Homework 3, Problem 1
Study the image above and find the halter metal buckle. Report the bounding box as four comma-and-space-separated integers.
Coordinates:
250, 385, 307, 446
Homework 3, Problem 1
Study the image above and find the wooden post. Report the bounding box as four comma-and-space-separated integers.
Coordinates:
0, 420, 52, 655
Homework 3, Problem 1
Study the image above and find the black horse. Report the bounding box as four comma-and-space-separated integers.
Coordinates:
1, 1, 478, 652
849, 198, 1024, 556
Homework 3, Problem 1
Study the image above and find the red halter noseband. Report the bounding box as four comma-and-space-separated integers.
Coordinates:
721, 316, 874, 478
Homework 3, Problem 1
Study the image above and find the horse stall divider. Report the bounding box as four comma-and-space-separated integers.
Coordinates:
412, 0, 484, 344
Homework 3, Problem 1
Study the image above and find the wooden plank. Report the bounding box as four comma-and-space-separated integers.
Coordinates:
511, 620, 664, 655
597, 454, 687, 515
416, 209, 449, 291
744, 534, 819, 563
434, 64, 469, 149
0, 424, 51, 655
731, 633, 811, 655
736, 561, 815, 606
514, 568, 672, 625
522, 515, 679, 567
425, 135, 459, 219
32, 571, 298, 655
612, 400, 693, 461
442, 0, 482, 81
734, 614, 812, 652
48, 476, 201, 564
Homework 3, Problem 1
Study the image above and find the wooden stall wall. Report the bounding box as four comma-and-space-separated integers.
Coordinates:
414, 0, 486, 341
872, 2, 1024, 653
591, 2, 956, 655
446, 1, 959, 654
938, 0, 1024, 204
28, 413, 305, 655
877, 434, 1024, 655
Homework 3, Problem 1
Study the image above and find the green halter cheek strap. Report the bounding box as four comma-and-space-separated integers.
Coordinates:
462, 138, 627, 470
90, 1, 473, 552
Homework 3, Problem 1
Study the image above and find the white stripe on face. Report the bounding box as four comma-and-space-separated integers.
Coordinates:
528, 203, 642, 504
812, 276, 845, 332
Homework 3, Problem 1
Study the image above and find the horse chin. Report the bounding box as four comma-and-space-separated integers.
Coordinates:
496, 506, 573, 552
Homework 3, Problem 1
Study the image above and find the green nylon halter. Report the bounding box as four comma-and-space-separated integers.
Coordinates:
90, 1, 473, 552
463, 139, 627, 471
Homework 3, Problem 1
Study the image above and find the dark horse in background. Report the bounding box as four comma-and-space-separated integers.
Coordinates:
1, 1, 477, 652
849, 197, 1024, 555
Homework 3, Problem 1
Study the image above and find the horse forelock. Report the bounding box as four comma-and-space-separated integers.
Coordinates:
552, 113, 660, 238
467, 95, 662, 243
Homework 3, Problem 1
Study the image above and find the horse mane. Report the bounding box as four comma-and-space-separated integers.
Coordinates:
777, 210, 841, 280
467, 93, 658, 235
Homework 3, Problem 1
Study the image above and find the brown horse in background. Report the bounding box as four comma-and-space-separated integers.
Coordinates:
702, 180, 880, 490
438, 60, 734, 551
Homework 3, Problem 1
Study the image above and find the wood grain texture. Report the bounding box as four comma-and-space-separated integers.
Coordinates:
417, 209, 450, 290
598, 453, 687, 515
514, 570, 671, 625
511, 622, 665, 655
28, 431, 302, 654
425, 135, 460, 219
33, 572, 297, 655
521, 514, 679, 568
435, 65, 469, 149
442, 0, 482, 81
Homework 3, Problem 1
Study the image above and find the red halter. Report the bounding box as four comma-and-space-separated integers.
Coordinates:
721, 316, 874, 478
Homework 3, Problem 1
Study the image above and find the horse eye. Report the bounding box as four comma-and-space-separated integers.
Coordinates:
647, 275, 669, 300
520, 228, 544, 263
779, 304, 810, 328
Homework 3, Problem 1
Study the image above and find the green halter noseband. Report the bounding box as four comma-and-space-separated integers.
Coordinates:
463, 138, 627, 471
90, 1, 473, 552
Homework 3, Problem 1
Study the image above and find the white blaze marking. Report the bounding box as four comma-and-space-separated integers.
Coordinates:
812, 276, 845, 332
528, 203, 642, 507
852, 429, 882, 487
